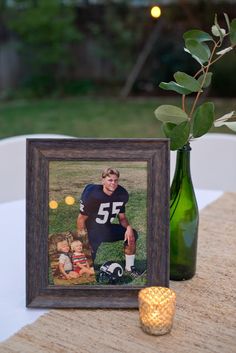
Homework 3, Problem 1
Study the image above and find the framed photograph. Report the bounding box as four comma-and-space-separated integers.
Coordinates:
26, 138, 169, 308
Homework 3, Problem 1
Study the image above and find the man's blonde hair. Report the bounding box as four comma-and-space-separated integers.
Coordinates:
102, 167, 120, 178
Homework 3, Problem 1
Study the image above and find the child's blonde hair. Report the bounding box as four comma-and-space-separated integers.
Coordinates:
70, 240, 82, 252
56, 240, 69, 252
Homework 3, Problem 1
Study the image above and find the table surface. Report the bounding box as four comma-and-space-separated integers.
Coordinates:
0, 189, 224, 343
1, 191, 235, 353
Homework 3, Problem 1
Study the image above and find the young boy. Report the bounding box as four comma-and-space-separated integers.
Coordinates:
70, 240, 95, 276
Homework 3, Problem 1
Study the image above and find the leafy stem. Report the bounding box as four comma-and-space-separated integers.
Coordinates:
155, 14, 236, 150
189, 40, 219, 119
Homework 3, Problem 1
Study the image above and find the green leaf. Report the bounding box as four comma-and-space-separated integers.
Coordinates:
162, 122, 176, 137
213, 14, 225, 41
183, 30, 213, 42
230, 19, 236, 45
222, 122, 236, 132
174, 71, 201, 92
197, 72, 212, 88
165, 121, 191, 150
154, 105, 188, 124
192, 102, 215, 138
185, 39, 210, 64
224, 13, 231, 32
159, 81, 191, 95
211, 25, 226, 39
214, 111, 235, 127
184, 48, 204, 66
214, 111, 236, 132
216, 47, 233, 55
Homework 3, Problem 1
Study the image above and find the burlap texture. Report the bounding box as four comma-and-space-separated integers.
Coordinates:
1, 193, 235, 353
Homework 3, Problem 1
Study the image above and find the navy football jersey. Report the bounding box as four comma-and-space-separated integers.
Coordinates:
79, 184, 129, 227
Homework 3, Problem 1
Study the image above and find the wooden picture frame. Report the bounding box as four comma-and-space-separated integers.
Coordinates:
26, 138, 170, 308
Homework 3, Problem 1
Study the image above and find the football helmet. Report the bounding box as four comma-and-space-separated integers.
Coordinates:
99, 261, 123, 284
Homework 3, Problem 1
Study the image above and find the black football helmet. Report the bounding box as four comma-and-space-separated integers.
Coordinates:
99, 261, 123, 284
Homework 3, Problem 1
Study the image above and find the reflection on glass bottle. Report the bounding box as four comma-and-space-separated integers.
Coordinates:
170, 143, 199, 280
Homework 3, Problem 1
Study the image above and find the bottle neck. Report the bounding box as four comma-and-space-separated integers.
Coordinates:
175, 143, 192, 177
170, 142, 198, 215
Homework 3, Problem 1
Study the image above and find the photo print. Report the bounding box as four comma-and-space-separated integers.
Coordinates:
48, 161, 147, 286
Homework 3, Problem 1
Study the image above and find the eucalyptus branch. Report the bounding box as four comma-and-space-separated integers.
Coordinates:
193, 66, 206, 79
189, 36, 235, 119
155, 13, 236, 150
189, 41, 218, 119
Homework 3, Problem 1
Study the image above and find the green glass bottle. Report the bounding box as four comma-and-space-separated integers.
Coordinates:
170, 143, 199, 280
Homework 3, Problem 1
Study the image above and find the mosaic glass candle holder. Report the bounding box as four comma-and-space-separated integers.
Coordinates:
138, 287, 176, 336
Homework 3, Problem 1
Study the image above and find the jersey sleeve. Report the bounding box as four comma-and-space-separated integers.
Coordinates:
79, 184, 95, 216
119, 187, 129, 213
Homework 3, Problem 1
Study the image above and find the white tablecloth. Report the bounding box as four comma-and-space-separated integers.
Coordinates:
0, 189, 223, 342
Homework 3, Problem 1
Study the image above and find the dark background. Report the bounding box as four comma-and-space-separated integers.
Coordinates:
0, 0, 235, 99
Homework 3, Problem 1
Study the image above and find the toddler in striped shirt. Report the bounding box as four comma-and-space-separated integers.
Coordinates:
71, 240, 94, 276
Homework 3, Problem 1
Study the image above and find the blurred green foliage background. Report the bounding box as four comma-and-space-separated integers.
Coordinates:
0, 1, 235, 138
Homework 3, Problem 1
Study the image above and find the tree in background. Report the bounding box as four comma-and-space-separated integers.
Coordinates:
0, 0, 235, 98
88, 0, 146, 80
4, 0, 81, 97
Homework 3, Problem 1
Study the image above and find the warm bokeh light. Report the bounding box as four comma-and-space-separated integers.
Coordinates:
49, 200, 58, 209
65, 195, 75, 205
151, 6, 161, 19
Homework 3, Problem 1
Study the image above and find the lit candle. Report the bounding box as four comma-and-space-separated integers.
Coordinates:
138, 287, 176, 335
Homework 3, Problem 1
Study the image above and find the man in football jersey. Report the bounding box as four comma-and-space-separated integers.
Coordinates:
77, 167, 139, 278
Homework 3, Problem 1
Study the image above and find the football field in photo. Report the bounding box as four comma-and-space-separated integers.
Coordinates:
48, 161, 147, 285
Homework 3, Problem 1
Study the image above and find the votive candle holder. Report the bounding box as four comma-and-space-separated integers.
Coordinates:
138, 286, 176, 336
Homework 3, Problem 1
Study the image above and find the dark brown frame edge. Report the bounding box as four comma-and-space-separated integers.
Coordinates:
26, 138, 170, 309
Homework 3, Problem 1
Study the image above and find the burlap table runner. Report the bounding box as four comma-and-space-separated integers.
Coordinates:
1, 193, 235, 353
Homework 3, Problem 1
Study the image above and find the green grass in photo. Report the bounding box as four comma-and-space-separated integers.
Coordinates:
49, 161, 147, 285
